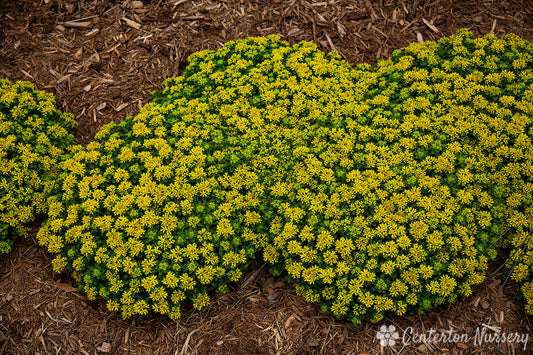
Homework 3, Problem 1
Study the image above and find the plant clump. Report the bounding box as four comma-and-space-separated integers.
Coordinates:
37, 35, 361, 319
0, 80, 76, 255
265, 29, 533, 324
36, 30, 533, 323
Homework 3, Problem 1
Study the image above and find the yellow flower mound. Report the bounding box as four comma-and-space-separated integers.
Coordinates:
0, 80, 76, 255
38, 35, 354, 319
266, 29, 533, 324
36, 30, 533, 323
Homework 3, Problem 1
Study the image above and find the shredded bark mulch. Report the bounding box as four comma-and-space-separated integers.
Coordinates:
1, 0, 533, 354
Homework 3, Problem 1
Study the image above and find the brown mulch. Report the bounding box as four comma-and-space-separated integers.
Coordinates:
1, 0, 533, 354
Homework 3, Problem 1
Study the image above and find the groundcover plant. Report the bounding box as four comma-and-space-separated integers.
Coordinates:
263, 30, 533, 324
32, 29, 533, 323
36, 35, 361, 319
0, 79, 76, 255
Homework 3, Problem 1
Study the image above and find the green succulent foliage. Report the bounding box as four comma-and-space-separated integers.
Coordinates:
264, 29, 533, 324
385, 31, 533, 316
38, 35, 352, 319
0, 79, 76, 255
37, 30, 533, 323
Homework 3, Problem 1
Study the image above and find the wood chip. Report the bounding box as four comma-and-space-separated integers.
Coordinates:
480, 299, 490, 310
49, 68, 61, 78
65, 3, 75, 14
489, 279, 501, 291
284, 314, 295, 329
307, 336, 319, 347
85, 28, 99, 37
314, 11, 327, 23
205, 4, 220, 10
180, 15, 205, 20
325, 32, 337, 51
371, 25, 387, 38
416, 31, 424, 44
57, 74, 71, 84
490, 19, 497, 34
56, 282, 77, 292
288, 27, 301, 36
240, 263, 265, 290
20, 69, 34, 79
105, 43, 122, 54
179, 329, 200, 355
422, 18, 439, 33
74, 47, 83, 59
481, 323, 501, 333
60, 21, 92, 29
98, 342, 111, 353
337, 21, 346, 38
121, 17, 141, 30
115, 103, 129, 112
417, 344, 428, 352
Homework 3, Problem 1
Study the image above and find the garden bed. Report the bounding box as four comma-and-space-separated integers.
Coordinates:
1, 1, 532, 354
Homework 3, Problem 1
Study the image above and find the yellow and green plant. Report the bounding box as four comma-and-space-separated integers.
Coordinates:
36, 30, 533, 323
264, 29, 533, 324
0, 80, 76, 255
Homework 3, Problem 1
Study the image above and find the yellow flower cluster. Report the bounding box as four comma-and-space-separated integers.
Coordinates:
0, 79, 76, 254
38, 35, 310, 319
36, 30, 533, 323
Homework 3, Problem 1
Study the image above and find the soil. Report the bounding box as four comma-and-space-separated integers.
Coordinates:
1, 0, 533, 354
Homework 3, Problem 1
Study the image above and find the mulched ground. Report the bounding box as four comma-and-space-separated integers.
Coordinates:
1, 0, 533, 354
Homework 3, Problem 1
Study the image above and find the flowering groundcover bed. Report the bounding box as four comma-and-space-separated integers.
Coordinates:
1, 1, 533, 354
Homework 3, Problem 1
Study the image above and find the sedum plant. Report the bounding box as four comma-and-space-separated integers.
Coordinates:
37, 35, 353, 319
264, 29, 533, 324
36, 30, 533, 323
0, 80, 76, 255
389, 29, 533, 318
